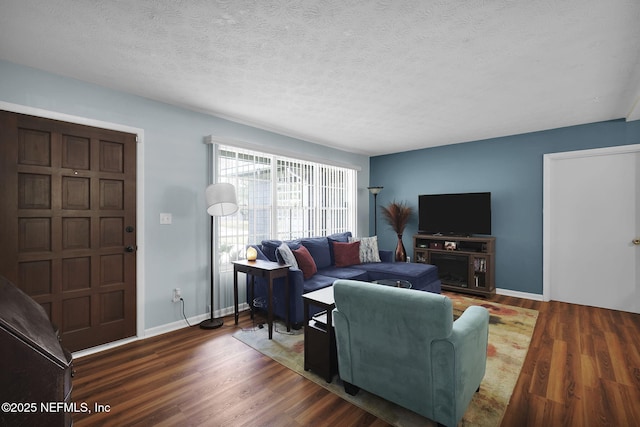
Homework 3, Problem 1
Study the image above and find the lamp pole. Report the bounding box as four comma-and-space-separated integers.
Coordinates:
201, 182, 238, 329
367, 186, 383, 235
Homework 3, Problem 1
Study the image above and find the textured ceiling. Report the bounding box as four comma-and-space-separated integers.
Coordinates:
1, 0, 639, 156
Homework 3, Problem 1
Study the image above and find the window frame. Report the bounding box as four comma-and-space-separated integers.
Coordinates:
214, 143, 358, 253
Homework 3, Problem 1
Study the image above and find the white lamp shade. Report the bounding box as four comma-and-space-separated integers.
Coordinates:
368, 186, 383, 195
205, 183, 238, 217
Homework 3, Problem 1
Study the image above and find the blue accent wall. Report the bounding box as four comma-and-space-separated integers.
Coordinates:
371, 120, 640, 295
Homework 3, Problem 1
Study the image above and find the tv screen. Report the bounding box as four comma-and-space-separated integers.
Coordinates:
418, 192, 491, 236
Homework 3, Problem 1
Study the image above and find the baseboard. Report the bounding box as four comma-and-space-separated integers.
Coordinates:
144, 314, 211, 339
496, 288, 544, 301
72, 315, 206, 359
72, 302, 251, 358
144, 302, 251, 338
72, 336, 140, 359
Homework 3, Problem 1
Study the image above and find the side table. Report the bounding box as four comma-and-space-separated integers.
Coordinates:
303, 286, 337, 383
232, 259, 290, 339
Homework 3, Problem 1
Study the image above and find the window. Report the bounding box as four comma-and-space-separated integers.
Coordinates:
215, 144, 357, 264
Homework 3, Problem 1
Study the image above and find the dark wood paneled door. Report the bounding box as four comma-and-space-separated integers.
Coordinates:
0, 111, 137, 352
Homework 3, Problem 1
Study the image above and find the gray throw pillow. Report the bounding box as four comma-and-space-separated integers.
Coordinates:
278, 242, 299, 269
349, 236, 381, 263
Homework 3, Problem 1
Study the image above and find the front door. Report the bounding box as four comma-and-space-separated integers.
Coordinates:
0, 111, 137, 351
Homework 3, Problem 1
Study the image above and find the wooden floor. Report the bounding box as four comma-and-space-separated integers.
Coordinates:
71, 293, 640, 427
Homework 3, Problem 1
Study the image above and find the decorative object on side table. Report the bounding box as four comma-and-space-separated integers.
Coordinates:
246, 246, 258, 261
380, 200, 413, 262
201, 182, 238, 330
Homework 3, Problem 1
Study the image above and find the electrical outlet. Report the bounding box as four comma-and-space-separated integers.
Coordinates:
172, 288, 181, 303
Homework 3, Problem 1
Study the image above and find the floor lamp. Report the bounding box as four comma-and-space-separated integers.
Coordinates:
367, 186, 383, 235
200, 182, 238, 329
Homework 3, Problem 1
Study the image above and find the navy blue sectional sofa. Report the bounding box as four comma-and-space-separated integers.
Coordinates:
247, 232, 441, 327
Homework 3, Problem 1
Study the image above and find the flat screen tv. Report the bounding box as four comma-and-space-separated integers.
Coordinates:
418, 192, 491, 236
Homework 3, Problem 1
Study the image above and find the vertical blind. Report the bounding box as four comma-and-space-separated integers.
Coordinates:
211, 143, 357, 313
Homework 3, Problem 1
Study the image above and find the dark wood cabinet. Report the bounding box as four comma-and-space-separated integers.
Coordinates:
414, 234, 496, 297
0, 275, 73, 427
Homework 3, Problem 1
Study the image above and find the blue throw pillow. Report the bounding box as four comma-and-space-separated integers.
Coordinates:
300, 237, 332, 269
260, 240, 282, 262
327, 231, 352, 242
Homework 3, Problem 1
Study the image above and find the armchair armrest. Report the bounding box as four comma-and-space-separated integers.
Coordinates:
431, 305, 489, 427
448, 306, 489, 377
332, 308, 353, 382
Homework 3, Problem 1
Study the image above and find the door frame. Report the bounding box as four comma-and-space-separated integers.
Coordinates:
543, 143, 640, 302
0, 101, 145, 353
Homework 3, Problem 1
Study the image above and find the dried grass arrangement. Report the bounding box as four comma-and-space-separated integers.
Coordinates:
380, 201, 413, 235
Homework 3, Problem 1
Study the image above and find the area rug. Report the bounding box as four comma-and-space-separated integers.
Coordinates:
233, 294, 538, 427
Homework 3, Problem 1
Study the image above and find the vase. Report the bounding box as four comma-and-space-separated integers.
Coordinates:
395, 234, 407, 262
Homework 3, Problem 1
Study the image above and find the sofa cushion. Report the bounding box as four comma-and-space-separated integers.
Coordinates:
328, 231, 352, 242
293, 245, 317, 279
260, 239, 282, 262
317, 266, 368, 281
302, 274, 337, 293
333, 241, 361, 267
300, 237, 332, 269
277, 242, 298, 269
350, 236, 381, 263
363, 262, 440, 285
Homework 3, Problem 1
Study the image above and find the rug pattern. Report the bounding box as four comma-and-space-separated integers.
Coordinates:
234, 294, 538, 427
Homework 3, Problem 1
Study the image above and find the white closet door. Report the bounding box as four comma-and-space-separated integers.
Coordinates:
544, 145, 640, 314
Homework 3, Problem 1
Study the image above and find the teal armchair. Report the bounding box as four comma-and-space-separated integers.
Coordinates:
332, 279, 489, 427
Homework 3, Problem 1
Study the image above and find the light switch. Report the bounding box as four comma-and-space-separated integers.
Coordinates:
160, 213, 172, 225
